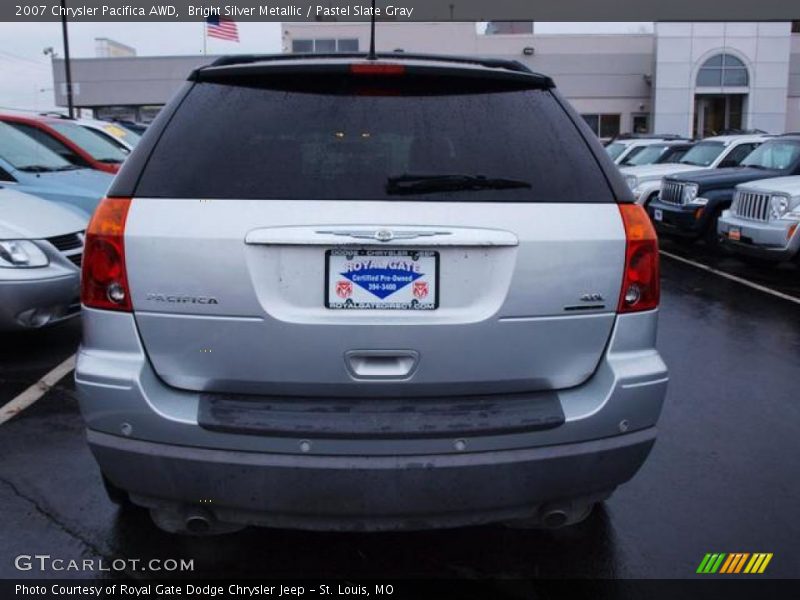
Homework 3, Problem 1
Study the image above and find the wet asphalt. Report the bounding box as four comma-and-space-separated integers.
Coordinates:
0, 248, 798, 580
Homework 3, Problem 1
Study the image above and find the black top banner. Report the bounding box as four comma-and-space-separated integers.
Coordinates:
4, 0, 800, 22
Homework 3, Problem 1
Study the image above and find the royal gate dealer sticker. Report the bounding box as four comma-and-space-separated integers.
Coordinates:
326, 249, 439, 310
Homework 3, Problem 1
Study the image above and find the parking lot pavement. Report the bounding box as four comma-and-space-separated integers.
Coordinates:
0, 319, 80, 405
660, 238, 800, 301
0, 255, 798, 579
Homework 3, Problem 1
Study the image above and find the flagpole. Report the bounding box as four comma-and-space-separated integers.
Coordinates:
202, 20, 207, 55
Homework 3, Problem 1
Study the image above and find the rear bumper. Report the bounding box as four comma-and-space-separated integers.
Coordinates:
76, 308, 668, 530
88, 427, 655, 531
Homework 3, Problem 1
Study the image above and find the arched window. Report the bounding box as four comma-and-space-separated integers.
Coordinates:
696, 54, 749, 87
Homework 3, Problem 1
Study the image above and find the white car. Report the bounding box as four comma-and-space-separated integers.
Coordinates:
0, 187, 85, 330
621, 135, 770, 206
78, 119, 141, 151
604, 137, 687, 165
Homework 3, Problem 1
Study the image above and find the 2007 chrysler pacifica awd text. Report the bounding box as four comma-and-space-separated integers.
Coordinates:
75, 53, 668, 534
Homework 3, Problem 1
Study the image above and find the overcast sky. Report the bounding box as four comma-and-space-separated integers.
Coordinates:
0, 21, 652, 113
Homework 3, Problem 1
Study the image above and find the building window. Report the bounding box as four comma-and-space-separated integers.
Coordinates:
696, 54, 749, 87
485, 22, 534, 35
314, 39, 336, 53
337, 39, 359, 52
582, 114, 621, 139
292, 39, 313, 53
292, 38, 360, 53
792, 21, 800, 33
632, 113, 650, 134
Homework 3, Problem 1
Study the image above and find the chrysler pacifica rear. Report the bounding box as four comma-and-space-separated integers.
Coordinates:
76, 54, 668, 534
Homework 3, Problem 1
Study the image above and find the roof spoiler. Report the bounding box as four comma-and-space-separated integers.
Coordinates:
190, 52, 554, 88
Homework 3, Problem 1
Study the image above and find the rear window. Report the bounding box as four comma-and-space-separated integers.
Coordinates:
135, 76, 613, 203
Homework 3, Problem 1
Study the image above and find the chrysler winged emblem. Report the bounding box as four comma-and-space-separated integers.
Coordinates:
316, 228, 452, 243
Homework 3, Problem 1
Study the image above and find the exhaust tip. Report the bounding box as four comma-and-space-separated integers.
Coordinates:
540, 506, 569, 529
185, 512, 212, 534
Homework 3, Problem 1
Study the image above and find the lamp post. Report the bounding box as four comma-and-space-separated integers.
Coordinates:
60, 0, 75, 118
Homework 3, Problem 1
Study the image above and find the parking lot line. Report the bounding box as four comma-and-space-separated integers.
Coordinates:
660, 250, 800, 306
0, 354, 76, 426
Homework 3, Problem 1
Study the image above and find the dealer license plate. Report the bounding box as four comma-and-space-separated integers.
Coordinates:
326, 249, 439, 310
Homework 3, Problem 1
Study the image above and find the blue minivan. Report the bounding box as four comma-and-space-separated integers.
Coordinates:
0, 121, 112, 219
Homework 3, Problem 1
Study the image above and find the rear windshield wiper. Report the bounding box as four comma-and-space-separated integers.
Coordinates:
386, 173, 532, 195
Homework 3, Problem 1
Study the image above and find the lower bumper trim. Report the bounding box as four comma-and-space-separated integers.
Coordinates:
198, 389, 565, 439
88, 427, 656, 531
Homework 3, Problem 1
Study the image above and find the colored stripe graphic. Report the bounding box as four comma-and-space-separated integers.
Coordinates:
719, 554, 739, 573
744, 553, 773, 574
719, 554, 736, 574
697, 554, 713, 573
710, 553, 726, 573
720, 553, 750, 573
698, 553, 727, 573
758, 554, 773, 573
734, 553, 750, 573
700, 552, 772, 575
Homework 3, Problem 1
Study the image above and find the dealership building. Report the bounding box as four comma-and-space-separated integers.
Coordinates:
52, 21, 800, 138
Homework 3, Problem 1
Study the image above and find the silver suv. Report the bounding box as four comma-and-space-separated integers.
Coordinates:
719, 176, 800, 264
76, 54, 668, 534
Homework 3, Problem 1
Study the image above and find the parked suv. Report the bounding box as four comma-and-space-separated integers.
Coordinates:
76, 54, 668, 534
617, 140, 695, 168
622, 135, 768, 206
648, 135, 800, 246
605, 135, 687, 165
718, 176, 800, 264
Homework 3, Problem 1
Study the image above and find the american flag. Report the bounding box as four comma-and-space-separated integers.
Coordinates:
206, 17, 239, 42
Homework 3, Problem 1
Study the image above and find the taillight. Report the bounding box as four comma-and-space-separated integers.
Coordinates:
350, 63, 405, 76
81, 197, 132, 311
617, 203, 660, 313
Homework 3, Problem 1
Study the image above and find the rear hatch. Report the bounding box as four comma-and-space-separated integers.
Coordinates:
122, 60, 626, 397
